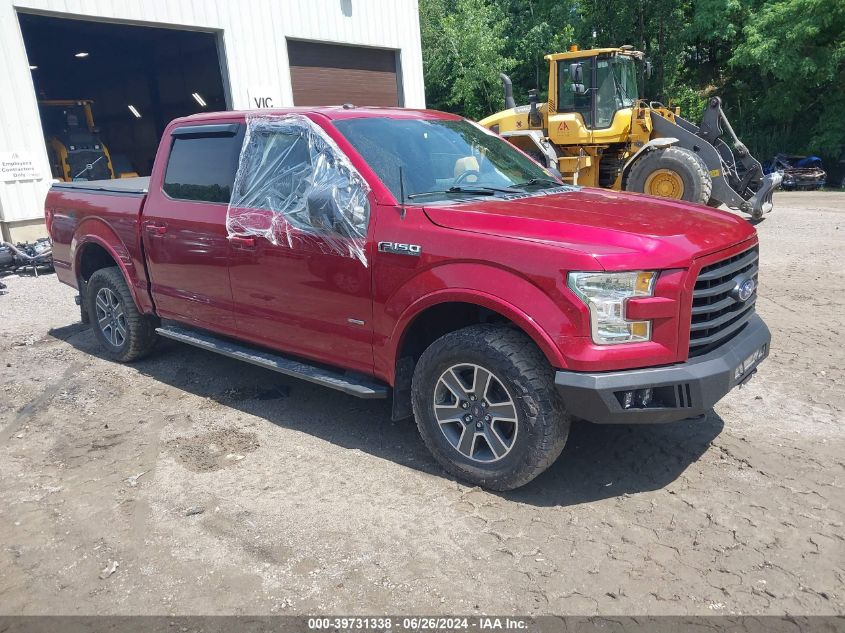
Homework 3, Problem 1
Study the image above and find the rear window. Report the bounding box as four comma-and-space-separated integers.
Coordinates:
163, 128, 244, 203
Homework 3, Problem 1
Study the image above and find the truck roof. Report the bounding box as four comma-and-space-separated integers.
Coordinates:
170, 106, 462, 126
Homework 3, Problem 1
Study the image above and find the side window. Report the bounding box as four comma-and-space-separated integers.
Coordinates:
595, 59, 616, 128
226, 114, 371, 266
557, 61, 575, 111
163, 129, 244, 203
233, 130, 311, 212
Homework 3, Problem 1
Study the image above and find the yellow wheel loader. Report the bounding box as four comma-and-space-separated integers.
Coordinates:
479, 46, 781, 219
38, 100, 116, 182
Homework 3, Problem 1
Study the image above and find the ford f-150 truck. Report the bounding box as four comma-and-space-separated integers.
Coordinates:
46, 106, 770, 490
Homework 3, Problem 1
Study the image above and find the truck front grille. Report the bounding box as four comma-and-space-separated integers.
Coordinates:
689, 245, 759, 357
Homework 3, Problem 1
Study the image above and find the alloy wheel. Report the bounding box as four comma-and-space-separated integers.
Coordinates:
95, 287, 127, 348
432, 363, 518, 463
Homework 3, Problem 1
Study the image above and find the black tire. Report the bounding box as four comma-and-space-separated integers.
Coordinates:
411, 324, 569, 490
626, 146, 713, 205
86, 267, 158, 362
693, 154, 723, 209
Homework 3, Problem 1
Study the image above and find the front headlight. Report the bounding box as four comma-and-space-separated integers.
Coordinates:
568, 271, 657, 344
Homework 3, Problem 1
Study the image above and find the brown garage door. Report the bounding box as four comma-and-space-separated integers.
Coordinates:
288, 40, 400, 107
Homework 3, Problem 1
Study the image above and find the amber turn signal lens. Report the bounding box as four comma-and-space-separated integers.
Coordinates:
635, 271, 656, 294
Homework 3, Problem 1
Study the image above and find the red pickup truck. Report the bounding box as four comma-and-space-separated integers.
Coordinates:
46, 106, 770, 490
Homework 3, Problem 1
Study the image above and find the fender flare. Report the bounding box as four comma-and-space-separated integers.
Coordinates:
622, 136, 679, 179
72, 220, 146, 313
385, 286, 570, 384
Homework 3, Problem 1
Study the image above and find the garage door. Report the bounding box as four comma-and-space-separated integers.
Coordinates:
288, 40, 400, 107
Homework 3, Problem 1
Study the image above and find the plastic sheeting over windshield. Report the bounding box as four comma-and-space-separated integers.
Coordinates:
226, 114, 370, 266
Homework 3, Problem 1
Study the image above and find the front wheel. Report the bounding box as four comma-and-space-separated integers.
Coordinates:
626, 146, 712, 205
411, 325, 569, 490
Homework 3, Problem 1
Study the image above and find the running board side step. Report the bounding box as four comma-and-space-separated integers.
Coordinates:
155, 325, 388, 399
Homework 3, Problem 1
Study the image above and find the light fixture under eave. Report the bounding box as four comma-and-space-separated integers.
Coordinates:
191, 92, 207, 107
128, 105, 142, 119
29, 65, 37, 70
74, 51, 89, 58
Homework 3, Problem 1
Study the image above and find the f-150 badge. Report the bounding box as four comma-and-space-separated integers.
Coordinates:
378, 242, 421, 256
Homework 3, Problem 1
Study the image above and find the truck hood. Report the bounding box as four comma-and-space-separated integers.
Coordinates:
422, 188, 757, 270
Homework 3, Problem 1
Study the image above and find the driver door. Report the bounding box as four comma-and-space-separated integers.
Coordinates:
556, 57, 594, 127
227, 124, 375, 375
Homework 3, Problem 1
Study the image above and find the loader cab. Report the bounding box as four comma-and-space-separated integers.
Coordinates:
547, 49, 642, 145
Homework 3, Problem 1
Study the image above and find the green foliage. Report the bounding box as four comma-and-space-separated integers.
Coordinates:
495, 0, 576, 101
418, 0, 845, 163
731, 0, 845, 156
420, 0, 516, 119
667, 84, 707, 122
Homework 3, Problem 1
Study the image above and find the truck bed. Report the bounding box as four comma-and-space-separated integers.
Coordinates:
46, 176, 151, 302
50, 176, 150, 196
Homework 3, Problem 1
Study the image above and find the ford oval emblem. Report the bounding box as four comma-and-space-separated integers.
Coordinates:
735, 277, 756, 302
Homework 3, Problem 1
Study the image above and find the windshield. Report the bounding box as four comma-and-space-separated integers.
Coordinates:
611, 56, 638, 107
596, 55, 639, 127
333, 117, 561, 203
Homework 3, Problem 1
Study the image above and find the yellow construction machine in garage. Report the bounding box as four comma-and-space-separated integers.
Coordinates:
479, 45, 781, 218
38, 100, 116, 182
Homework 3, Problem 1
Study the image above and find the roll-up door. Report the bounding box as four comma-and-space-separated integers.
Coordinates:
288, 40, 400, 107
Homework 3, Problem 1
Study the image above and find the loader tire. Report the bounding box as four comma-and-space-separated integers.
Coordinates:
86, 267, 158, 362
626, 146, 712, 205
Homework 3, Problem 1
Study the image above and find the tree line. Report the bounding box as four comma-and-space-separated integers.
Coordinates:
420, 0, 844, 165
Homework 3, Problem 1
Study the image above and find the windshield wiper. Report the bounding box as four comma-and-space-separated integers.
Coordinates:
406, 185, 518, 200
612, 72, 635, 106
512, 177, 565, 189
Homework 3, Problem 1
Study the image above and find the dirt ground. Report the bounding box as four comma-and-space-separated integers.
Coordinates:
0, 191, 842, 616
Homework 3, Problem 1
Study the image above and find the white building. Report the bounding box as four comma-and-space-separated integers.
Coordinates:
0, 0, 424, 241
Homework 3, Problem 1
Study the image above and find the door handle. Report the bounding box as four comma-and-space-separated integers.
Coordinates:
145, 223, 167, 236
228, 235, 256, 249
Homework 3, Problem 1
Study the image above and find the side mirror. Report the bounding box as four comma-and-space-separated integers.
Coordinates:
307, 188, 343, 232
527, 89, 542, 127
569, 63, 586, 95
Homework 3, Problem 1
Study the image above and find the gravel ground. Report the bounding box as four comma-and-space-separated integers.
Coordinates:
0, 191, 842, 616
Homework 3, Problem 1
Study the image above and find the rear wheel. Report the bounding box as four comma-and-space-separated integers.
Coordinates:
627, 146, 712, 205
86, 267, 158, 362
411, 324, 569, 490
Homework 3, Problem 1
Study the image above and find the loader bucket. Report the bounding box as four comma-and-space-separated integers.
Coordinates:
650, 97, 779, 218
747, 172, 781, 216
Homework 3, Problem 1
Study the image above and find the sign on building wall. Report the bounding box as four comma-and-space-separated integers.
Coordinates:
0, 152, 43, 183
247, 86, 283, 109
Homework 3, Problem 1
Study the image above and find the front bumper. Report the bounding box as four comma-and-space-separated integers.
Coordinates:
554, 314, 771, 424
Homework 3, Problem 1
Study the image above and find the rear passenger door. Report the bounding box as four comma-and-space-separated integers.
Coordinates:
142, 122, 244, 331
